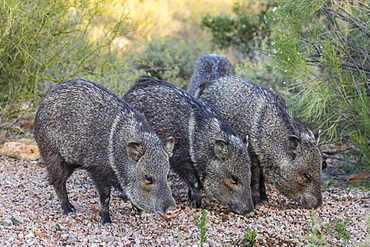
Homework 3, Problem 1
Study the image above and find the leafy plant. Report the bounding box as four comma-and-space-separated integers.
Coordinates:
302, 214, 330, 247
241, 227, 257, 247
325, 218, 351, 244
268, 0, 370, 170
130, 37, 213, 89
201, 0, 276, 59
0, 0, 133, 119
194, 209, 208, 243
302, 214, 355, 246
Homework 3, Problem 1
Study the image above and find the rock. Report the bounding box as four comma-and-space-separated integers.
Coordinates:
348, 173, 370, 184
321, 170, 333, 184
0, 219, 12, 226
51, 224, 61, 231
0, 141, 40, 161
18, 113, 35, 129
25, 232, 35, 239
10, 215, 24, 225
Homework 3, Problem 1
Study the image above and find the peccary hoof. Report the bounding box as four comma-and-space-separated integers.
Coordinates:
61, 202, 75, 215
252, 196, 263, 209
67, 212, 76, 216
101, 213, 112, 225
188, 188, 202, 208
102, 219, 112, 225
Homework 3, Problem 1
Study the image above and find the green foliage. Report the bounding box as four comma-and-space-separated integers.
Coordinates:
131, 38, 213, 89
0, 0, 132, 118
348, 182, 370, 191
194, 209, 208, 243
353, 216, 370, 246
241, 227, 257, 247
302, 214, 330, 246
201, 1, 276, 56
124, 0, 234, 40
326, 218, 351, 244
269, 0, 370, 170
302, 214, 352, 246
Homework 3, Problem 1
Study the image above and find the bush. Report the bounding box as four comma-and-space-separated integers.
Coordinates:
269, 0, 370, 170
201, 1, 276, 59
130, 38, 213, 89
0, 0, 133, 118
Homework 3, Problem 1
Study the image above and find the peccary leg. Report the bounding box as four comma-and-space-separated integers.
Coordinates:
46, 159, 76, 215
259, 173, 268, 203
174, 163, 202, 208
187, 177, 202, 208
91, 176, 112, 224
251, 162, 262, 207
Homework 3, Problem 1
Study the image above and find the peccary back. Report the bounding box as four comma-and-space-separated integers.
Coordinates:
188, 54, 322, 209
34, 79, 176, 224
123, 75, 253, 215
188, 53, 234, 96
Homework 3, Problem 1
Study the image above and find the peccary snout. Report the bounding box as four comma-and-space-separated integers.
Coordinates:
164, 208, 180, 219
297, 193, 323, 209
125, 139, 178, 221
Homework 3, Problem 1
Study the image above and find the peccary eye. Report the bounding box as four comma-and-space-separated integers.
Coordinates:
231, 175, 239, 184
145, 175, 153, 184
303, 173, 312, 183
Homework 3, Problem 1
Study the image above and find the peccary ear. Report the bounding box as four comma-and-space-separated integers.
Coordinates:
288, 135, 301, 158
164, 136, 175, 157
214, 140, 229, 161
127, 142, 145, 162
314, 130, 322, 144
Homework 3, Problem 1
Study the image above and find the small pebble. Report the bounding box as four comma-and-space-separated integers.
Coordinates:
10, 216, 24, 225
0, 219, 12, 226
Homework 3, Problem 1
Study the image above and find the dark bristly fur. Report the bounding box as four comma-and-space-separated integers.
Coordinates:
34, 79, 176, 224
123, 75, 254, 215
188, 54, 322, 209
187, 53, 235, 97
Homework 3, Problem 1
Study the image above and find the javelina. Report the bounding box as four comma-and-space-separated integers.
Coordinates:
188, 54, 322, 209
187, 53, 234, 96
123, 75, 253, 215
34, 79, 176, 224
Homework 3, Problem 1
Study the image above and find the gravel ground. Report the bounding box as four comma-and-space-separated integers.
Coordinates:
0, 156, 369, 247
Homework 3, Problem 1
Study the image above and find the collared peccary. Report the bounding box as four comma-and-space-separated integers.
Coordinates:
187, 53, 234, 96
188, 54, 323, 209
123, 75, 254, 215
34, 79, 177, 224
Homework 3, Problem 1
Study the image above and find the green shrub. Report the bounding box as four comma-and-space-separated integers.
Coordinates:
242, 227, 257, 247
269, 0, 370, 170
130, 37, 213, 89
0, 0, 132, 118
194, 209, 208, 243
201, 1, 276, 57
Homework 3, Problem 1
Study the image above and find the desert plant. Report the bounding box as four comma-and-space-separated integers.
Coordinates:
300, 214, 330, 247
268, 0, 370, 170
201, 0, 276, 60
325, 218, 351, 244
130, 38, 213, 89
194, 209, 208, 243
241, 227, 257, 247
0, 0, 133, 119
